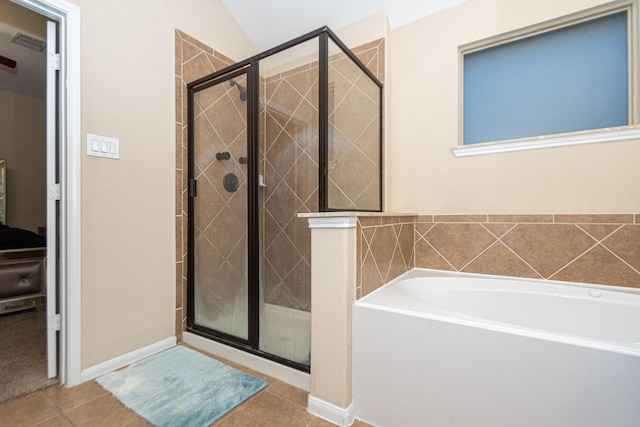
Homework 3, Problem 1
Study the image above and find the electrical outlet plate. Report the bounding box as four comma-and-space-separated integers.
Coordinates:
87, 133, 119, 159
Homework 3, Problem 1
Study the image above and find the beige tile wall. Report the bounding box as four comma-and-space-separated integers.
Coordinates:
327, 43, 382, 211
415, 214, 640, 287
176, 32, 386, 335
175, 30, 235, 342
357, 216, 415, 299
262, 63, 319, 311
262, 38, 386, 310
358, 214, 640, 298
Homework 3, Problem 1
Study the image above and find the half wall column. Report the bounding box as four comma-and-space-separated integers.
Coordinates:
305, 215, 358, 426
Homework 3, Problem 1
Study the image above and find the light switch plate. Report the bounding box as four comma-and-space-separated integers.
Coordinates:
87, 133, 119, 159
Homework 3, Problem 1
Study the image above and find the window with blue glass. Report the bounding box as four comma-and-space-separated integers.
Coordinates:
462, 10, 630, 146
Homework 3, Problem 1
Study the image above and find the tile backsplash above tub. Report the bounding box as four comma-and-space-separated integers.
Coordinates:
358, 214, 640, 298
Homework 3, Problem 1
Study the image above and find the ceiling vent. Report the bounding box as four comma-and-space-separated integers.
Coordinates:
11, 32, 46, 52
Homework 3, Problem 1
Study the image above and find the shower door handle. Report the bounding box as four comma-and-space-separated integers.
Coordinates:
189, 179, 197, 197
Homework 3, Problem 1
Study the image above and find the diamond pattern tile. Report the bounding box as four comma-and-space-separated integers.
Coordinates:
483, 223, 516, 239
368, 225, 396, 280
180, 35, 385, 317
326, 53, 381, 211
577, 224, 622, 241
282, 259, 311, 310
551, 245, 640, 288
502, 224, 596, 278
361, 250, 385, 296
194, 236, 224, 289
601, 225, 640, 272
267, 80, 304, 128
284, 153, 318, 205
193, 176, 218, 229
463, 242, 540, 278
331, 86, 379, 143
266, 130, 298, 178
409, 216, 640, 293
204, 205, 246, 258
204, 93, 246, 145
264, 232, 300, 286
426, 223, 496, 270
414, 238, 454, 271
264, 181, 303, 230
193, 114, 224, 172
262, 64, 319, 310
329, 146, 377, 203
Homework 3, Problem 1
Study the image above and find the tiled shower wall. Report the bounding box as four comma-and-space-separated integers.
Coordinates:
327, 42, 383, 211
358, 214, 640, 298
175, 30, 235, 342
357, 216, 415, 299
262, 38, 385, 311
176, 31, 386, 338
262, 63, 318, 311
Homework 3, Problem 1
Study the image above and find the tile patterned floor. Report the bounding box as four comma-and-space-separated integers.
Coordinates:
0, 347, 371, 427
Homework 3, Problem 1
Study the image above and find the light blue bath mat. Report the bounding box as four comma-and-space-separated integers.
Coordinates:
96, 346, 267, 426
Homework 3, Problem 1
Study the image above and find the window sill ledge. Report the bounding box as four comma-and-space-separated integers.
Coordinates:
452, 126, 640, 157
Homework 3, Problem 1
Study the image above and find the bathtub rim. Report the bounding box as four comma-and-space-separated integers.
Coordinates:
355, 268, 640, 357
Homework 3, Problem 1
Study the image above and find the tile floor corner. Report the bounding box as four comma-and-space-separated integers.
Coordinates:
0, 347, 373, 427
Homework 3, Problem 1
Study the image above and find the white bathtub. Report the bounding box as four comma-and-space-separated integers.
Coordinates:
353, 269, 640, 427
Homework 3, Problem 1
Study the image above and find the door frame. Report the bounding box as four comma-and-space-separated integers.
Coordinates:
186, 66, 259, 349
11, 0, 82, 386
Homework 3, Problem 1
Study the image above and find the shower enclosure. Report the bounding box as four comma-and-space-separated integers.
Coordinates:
187, 27, 382, 371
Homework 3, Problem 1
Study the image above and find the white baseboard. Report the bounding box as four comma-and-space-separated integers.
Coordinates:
183, 331, 310, 392
307, 395, 355, 426
81, 336, 176, 382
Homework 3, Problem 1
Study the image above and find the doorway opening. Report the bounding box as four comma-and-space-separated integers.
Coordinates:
0, 0, 56, 401
2, 0, 82, 389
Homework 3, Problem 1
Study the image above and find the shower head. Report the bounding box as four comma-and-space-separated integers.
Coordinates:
229, 79, 247, 101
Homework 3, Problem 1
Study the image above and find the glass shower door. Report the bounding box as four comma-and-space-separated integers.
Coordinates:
191, 72, 249, 342
257, 39, 319, 368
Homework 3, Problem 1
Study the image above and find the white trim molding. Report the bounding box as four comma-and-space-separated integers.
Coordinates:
307, 395, 355, 426
452, 126, 640, 157
81, 337, 176, 382
308, 216, 358, 229
12, 0, 82, 387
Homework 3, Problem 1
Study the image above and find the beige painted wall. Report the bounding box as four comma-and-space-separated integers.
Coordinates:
309, 224, 356, 409
71, 0, 256, 368
389, 0, 640, 214
0, 90, 46, 233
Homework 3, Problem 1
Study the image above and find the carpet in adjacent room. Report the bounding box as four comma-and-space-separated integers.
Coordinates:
0, 308, 58, 404
96, 345, 268, 426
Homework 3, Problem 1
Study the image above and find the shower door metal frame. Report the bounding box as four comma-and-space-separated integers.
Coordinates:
186, 27, 383, 373
317, 31, 384, 212
187, 65, 260, 351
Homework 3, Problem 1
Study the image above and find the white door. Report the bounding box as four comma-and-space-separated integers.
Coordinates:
46, 20, 59, 379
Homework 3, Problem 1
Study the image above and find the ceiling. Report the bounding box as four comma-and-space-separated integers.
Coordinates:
0, 0, 468, 98
0, 0, 47, 99
221, 0, 468, 51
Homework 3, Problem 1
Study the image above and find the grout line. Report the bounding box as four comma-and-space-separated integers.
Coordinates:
600, 243, 640, 277
458, 240, 498, 272
546, 240, 601, 280
419, 239, 457, 271
479, 222, 517, 239
575, 224, 624, 243
490, 223, 544, 278
498, 239, 545, 279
